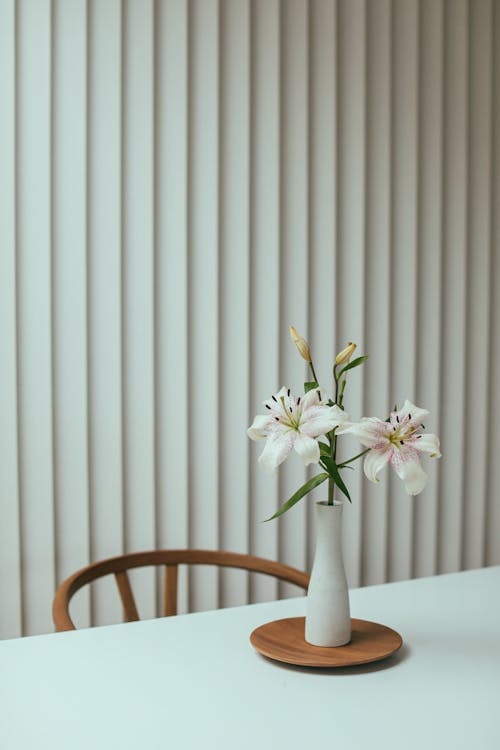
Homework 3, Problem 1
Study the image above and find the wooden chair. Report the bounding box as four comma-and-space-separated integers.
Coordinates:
52, 549, 310, 632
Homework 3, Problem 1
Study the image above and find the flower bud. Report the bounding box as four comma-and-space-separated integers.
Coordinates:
335, 342, 357, 366
289, 326, 312, 363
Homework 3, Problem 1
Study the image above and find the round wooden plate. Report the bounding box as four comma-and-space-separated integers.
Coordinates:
250, 617, 402, 668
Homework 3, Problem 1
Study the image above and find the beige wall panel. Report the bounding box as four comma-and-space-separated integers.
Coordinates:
0, 0, 498, 636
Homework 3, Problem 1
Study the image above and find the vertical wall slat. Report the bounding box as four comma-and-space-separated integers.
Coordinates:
336, 0, 366, 588
188, 0, 220, 612
388, 0, 419, 583
52, 0, 90, 629
219, 0, 251, 608
486, 0, 500, 567
122, 0, 156, 620
308, 0, 337, 573
439, 0, 469, 574
88, 0, 124, 626
463, 0, 493, 570
279, 0, 310, 598
413, 0, 444, 579
363, 0, 391, 586
156, 0, 189, 615
249, 0, 280, 603
0, 0, 22, 639
17, 0, 55, 636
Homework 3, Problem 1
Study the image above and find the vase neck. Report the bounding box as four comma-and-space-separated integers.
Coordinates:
314, 502, 344, 555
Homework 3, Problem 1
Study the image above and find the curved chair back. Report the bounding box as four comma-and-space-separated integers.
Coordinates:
52, 549, 310, 631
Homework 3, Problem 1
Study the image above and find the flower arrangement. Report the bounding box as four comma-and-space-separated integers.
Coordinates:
247, 326, 441, 520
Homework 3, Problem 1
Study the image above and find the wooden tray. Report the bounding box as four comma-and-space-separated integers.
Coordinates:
250, 617, 402, 668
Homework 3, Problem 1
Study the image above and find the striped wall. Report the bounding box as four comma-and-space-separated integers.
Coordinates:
0, 0, 498, 638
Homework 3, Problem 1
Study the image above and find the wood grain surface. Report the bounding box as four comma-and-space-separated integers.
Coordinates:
250, 617, 403, 668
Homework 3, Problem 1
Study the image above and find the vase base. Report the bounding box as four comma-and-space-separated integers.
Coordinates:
304, 633, 351, 648
250, 617, 402, 668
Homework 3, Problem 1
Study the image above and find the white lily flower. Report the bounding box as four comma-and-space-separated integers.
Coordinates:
343, 399, 441, 496
247, 386, 351, 474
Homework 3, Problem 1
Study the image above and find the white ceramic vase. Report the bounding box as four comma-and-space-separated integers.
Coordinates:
305, 500, 351, 647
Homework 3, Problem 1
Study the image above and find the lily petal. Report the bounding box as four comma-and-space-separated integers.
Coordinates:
293, 434, 321, 466
257, 430, 295, 474
411, 433, 441, 458
363, 447, 391, 483
391, 447, 428, 495
342, 418, 388, 447
300, 388, 323, 410
398, 400, 430, 424
247, 414, 273, 441
329, 406, 353, 434
263, 385, 289, 410
301, 406, 351, 438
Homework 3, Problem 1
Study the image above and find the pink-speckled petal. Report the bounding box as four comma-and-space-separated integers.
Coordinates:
398, 400, 430, 424
342, 418, 390, 448
391, 446, 428, 495
363, 447, 392, 483
410, 433, 441, 458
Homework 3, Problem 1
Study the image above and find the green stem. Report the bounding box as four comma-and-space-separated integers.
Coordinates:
338, 378, 347, 406
328, 476, 334, 504
326, 430, 335, 505
327, 368, 341, 505
338, 448, 370, 468
309, 361, 319, 385
334, 366, 340, 399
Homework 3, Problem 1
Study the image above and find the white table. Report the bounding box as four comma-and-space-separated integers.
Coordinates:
0, 567, 499, 750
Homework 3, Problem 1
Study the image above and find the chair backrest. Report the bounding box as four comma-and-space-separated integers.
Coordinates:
52, 549, 310, 631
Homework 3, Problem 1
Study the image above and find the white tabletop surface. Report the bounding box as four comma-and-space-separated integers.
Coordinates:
0, 566, 499, 750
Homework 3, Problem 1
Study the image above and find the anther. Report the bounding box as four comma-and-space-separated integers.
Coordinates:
287, 388, 290, 397
265, 404, 271, 410
297, 397, 301, 405
272, 395, 277, 402
396, 415, 400, 423
275, 417, 279, 421
289, 406, 293, 413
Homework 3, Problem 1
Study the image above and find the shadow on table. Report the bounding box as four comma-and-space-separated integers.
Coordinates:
256, 643, 411, 676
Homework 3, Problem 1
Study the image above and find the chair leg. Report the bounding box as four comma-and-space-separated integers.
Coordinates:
164, 565, 178, 617
114, 571, 140, 622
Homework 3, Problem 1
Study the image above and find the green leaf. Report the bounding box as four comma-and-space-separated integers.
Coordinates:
337, 355, 368, 380
319, 441, 331, 457
265, 473, 329, 521
304, 381, 319, 393
319, 456, 351, 502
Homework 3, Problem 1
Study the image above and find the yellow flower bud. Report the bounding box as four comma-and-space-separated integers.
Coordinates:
289, 325, 312, 363
335, 342, 357, 366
